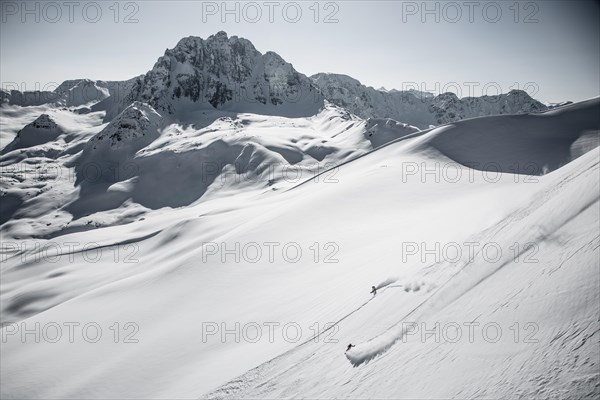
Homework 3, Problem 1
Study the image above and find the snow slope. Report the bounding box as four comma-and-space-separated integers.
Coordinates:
1, 30, 598, 400
0, 102, 371, 240
1, 92, 598, 399
207, 152, 599, 399
421, 98, 600, 174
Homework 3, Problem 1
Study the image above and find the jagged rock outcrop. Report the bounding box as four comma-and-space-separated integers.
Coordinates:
74, 101, 162, 184
1, 114, 63, 154
312, 73, 548, 129
123, 31, 323, 117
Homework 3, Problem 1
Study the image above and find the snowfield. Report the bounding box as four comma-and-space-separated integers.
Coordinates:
1, 32, 599, 400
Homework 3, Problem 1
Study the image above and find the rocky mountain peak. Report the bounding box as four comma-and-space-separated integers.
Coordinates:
29, 114, 58, 129
125, 32, 323, 117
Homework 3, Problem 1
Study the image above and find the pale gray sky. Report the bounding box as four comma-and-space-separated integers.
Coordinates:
1, 0, 598, 103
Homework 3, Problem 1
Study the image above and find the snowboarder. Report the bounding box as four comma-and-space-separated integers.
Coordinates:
370, 286, 377, 295
346, 343, 355, 352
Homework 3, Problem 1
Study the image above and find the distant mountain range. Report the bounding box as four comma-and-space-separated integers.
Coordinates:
2, 31, 549, 129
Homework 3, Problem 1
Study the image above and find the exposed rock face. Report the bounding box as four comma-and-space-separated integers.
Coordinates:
124, 31, 323, 117
88, 101, 162, 148
1, 114, 63, 154
312, 73, 547, 129
74, 101, 163, 186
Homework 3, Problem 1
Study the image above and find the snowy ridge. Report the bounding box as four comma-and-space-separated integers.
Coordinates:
1, 114, 63, 155
1, 79, 110, 108
312, 72, 548, 129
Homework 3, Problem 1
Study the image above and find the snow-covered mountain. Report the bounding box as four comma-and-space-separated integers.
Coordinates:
114, 31, 324, 119
1, 114, 64, 155
4, 32, 550, 130
312, 72, 548, 129
1, 79, 112, 109
1, 31, 599, 400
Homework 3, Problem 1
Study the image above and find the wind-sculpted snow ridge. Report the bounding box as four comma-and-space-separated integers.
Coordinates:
419, 97, 600, 174
312, 72, 548, 129
364, 118, 420, 148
